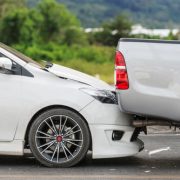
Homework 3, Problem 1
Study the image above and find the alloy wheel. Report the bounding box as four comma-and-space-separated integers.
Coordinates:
35, 115, 83, 164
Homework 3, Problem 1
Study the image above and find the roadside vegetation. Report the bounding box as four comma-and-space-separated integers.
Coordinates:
0, 0, 178, 84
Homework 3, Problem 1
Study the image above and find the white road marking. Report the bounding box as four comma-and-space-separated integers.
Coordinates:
109, 169, 116, 171
148, 147, 171, 156
141, 134, 180, 137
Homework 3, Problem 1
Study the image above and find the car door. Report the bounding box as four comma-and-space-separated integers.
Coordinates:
0, 53, 23, 141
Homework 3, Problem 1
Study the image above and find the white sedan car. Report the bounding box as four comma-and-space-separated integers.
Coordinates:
0, 43, 143, 167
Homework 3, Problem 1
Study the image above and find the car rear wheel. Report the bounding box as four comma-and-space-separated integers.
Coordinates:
29, 108, 90, 167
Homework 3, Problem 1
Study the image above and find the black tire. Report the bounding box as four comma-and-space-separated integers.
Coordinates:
28, 108, 90, 168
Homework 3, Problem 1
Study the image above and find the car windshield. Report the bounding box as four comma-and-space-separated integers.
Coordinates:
0, 43, 43, 68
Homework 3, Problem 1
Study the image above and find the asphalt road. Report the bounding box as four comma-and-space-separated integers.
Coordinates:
1, 135, 180, 180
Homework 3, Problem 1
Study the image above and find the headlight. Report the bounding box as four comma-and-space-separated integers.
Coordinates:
80, 88, 118, 104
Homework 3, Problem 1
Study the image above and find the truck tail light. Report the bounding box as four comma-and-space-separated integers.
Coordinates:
115, 51, 129, 90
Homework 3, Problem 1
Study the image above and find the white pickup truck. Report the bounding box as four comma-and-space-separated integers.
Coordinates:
115, 38, 180, 129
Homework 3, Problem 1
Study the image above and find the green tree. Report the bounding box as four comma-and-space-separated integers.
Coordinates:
0, 7, 42, 45
0, 0, 86, 46
92, 14, 132, 46
63, 27, 88, 46
0, 0, 25, 18
37, 0, 80, 43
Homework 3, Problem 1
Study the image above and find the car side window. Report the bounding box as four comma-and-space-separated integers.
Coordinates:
0, 52, 34, 77
0, 53, 12, 74
0, 53, 21, 75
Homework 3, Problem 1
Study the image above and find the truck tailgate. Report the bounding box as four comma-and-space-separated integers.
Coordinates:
116, 38, 180, 121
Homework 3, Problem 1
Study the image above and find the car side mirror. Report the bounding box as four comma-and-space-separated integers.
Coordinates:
0, 57, 13, 71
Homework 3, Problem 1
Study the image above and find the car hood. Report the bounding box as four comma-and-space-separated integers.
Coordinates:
48, 64, 114, 91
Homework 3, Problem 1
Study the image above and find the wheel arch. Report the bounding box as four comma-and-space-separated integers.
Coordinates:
24, 105, 92, 149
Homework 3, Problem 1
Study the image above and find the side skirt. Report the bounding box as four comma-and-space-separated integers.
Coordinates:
0, 140, 24, 156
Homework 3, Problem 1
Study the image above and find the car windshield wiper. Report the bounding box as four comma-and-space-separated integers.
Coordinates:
45, 61, 53, 68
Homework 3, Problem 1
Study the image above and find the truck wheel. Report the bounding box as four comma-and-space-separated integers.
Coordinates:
28, 108, 90, 168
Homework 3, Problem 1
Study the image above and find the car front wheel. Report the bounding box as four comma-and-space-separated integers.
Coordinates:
29, 108, 90, 167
